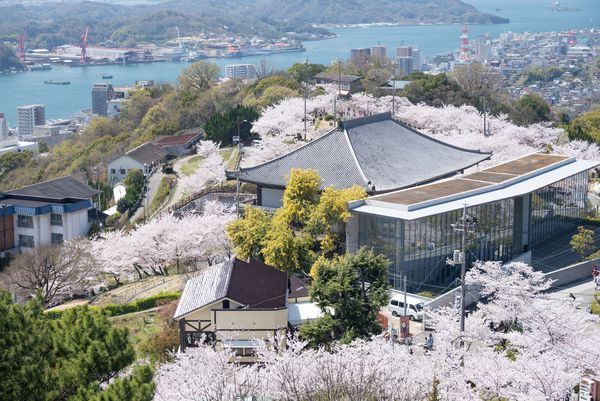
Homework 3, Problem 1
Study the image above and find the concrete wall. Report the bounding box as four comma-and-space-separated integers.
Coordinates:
215, 308, 288, 341
14, 208, 90, 249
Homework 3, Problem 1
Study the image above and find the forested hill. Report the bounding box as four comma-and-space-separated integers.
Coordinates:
0, 0, 507, 49
256, 0, 509, 25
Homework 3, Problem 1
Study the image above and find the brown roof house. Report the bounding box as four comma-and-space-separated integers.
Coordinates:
174, 258, 289, 360
153, 132, 203, 157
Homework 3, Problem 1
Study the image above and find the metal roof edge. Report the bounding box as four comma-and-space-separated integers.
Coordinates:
341, 128, 369, 186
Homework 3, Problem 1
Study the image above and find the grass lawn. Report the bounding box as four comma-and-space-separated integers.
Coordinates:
219, 147, 235, 164
111, 309, 160, 355
180, 155, 204, 176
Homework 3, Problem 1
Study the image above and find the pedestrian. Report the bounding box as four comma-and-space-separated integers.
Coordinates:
569, 292, 576, 301
424, 333, 433, 351
595, 274, 600, 291
593, 266, 599, 278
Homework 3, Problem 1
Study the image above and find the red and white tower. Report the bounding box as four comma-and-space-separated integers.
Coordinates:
16, 33, 26, 62
458, 23, 470, 62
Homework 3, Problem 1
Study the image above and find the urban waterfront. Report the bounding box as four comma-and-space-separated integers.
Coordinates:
0, 0, 598, 124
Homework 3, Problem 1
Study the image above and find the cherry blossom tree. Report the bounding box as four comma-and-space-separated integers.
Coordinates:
179, 140, 227, 194
91, 201, 234, 284
153, 260, 600, 401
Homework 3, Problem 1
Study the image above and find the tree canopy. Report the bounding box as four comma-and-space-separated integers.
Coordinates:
177, 61, 220, 93
299, 247, 391, 346
0, 291, 154, 401
203, 105, 260, 146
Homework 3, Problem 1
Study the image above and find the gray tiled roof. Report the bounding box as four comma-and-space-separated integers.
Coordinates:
125, 143, 168, 165
235, 112, 491, 193
174, 261, 233, 319
237, 128, 368, 189
6, 176, 99, 200
314, 72, 361, 83
345, 114, 491, 191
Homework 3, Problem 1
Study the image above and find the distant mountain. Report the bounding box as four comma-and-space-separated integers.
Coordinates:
0, 0, 507, 49
256, 0, 509, 25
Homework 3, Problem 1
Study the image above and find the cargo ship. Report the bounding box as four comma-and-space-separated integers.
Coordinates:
44, 80, 71, 85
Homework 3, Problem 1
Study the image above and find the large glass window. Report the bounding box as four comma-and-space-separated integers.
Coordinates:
530, 171, 588, 248
358, 198, 515, 292
17, 215, 33, 228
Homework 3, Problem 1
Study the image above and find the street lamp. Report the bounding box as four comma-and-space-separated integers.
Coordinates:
235, 120, 248, 218
447, 203, 478, 339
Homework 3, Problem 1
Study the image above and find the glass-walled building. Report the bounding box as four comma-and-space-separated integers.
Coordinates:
347, 154, 596, 292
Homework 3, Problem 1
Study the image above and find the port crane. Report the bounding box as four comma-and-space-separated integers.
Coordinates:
16, 33, 26, 62
80, 26, 90, 64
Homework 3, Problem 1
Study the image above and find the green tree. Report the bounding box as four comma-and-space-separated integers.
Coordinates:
177, 61, 220, 92
510, 94, 552, 126
566, 108, 600, 143
203, 105, 260, 146
570, 226, 596, 260
0, 291, 154, 401
262, 215, 314, 274
300, 248, 391, 346
0, 43, 24, 71
287, 62, 326, 82
226, 206, 272, 260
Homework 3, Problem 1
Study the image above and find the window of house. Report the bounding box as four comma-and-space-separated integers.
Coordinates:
119, 169, 126, 175
19, 235, 34, 248
50, 213, 63, 226
17, 215, 33, 228
222, 300, 230, 309
110, 168, 116, 174
51, 233, 63, 245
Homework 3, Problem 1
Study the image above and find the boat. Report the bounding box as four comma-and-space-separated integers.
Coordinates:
44, 80, 71, 85
98, 73, 113, 79
30, 64, 52, 71
223, 44, 242, 58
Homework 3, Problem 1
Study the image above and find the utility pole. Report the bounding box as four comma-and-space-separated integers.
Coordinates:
304, 57, 308, 141
482, 96, 488, 137
447, 203, 477, 338
403, 275, 408, 317
235, 120, 247, 218
392, 62, 397, 115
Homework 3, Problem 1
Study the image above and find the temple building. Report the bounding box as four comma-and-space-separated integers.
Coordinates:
231, 113, 491, 208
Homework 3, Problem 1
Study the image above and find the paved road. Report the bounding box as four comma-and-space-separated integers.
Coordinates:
163, 154, 198, 210
549, 276, 598, 307
131, 169, 165, 222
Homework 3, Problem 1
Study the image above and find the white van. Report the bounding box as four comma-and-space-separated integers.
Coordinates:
388, 295, 425, 321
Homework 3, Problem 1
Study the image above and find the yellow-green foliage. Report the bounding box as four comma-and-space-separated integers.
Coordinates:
280, 168, 321, 226
226, 206, 271, 260
592, 294, 600, 316
150, 176, 175, 213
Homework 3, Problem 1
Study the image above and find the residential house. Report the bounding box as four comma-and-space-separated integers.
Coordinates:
175, 258, 289, 359
314, 72, 363, 94
0, 176, 98, 257
107, 143, 168, 185
153, 132, 203, 157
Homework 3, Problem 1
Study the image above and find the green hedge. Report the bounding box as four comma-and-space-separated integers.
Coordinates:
46, 292, 181, 319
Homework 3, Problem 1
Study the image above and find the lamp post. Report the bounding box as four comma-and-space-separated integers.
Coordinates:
304, 57, 308, 141
392, 62, 397, 115
235, 120, 248, 218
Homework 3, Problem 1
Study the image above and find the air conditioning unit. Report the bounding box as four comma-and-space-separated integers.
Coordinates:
427, 242, 435, 250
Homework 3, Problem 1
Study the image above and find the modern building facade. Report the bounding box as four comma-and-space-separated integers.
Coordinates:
230, 113, 490, 208
0, 113, 8, 138
225, 64, 257, 80
17, 104, 45, 136
395, 45, 421, 74
92, 83, 114, 116
0, 176, 98, 257
346, 153, 598, 291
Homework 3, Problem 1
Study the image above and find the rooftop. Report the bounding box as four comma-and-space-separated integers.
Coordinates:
153, 133, 202, 147
174, 258, 288, 319
314, 72, 362, 83
5, 175, 98, 201
353, 153, 598, 220
233, 112, 490, 193
122, 143, 168, 165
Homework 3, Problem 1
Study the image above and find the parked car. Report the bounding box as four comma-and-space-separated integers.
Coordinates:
388, 295, 425, 321
251, 140, 263, 149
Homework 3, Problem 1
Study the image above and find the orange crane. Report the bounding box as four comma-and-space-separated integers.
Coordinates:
80, 26, 89, 64
16, 33, 26, 62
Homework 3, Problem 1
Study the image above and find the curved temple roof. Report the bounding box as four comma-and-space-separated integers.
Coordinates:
234, 112, 490, 193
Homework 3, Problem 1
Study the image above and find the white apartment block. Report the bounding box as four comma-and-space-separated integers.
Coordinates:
17, 104, 45, 136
